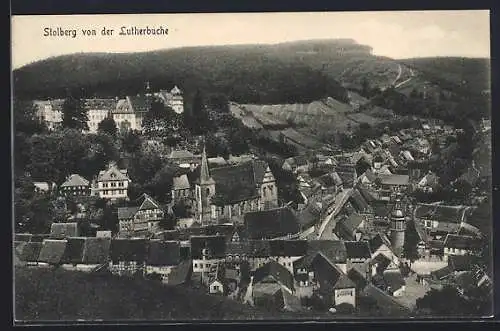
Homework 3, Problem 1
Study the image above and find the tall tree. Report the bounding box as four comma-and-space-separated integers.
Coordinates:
121, 130, 142, 154
190, 89, 210, 134
62, 90, 88, 131
97, 116, 118, 137
13, 98, 46, 135
142, 97, 177, 138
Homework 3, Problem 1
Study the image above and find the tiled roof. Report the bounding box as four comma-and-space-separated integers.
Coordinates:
109, 238, 148, 262
253, 283, 282, 297
38, 239, 68, 264
430, 265, 453, 280
209, 161, 263, 204
253, 260, 294, 292
82, 237, 111, 264
190, 235, 226, 259
84, 98, 117, 110
167, 259, 193, 285
347, 265, 368, 290
172, 174, 190, 190
361, 285, 411, 316
248, 240, 271, 258
15, 233, 32, 242
146, 240, 181, 266
378, 174, 409, 186
98, 165, 130, 182
307, 240, 347, 264
117, 206, 139, 220
457, 223, 482, 238
414, 204, 468, 224
30, 234, 51, 242
334, 274, 357, 289
138, 194, 161, 211
128, 95, 152, 113
268, 240, 308, 257
372, 202, 393, 218
226, 241, 251, 255
443, 234, 480, 250
244, 207, 300, 240
50, 223, 79, 239
61, 237, 86, 264
335, 214, 364, 241
296, 202, 321, 228
253, 160, 269, 183
61, 174, 89, 188
169, 150, 196, 159
19, 242, 43, 262
383, 270, 406, 293
349, 189, 370, 213
368, 233, 391, 253
345, 241, 371, 259
309, 253, 344, 293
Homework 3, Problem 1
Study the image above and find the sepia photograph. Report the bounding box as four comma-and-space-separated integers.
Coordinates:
11, 10, 493, 323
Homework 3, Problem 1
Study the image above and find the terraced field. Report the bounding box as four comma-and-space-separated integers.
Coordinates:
236, 98, 384, 134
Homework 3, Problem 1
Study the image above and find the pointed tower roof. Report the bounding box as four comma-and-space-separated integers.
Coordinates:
198, 145, 215, 185
171, 85, 182, 95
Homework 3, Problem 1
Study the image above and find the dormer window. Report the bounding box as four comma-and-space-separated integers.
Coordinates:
111, 173, 116, 178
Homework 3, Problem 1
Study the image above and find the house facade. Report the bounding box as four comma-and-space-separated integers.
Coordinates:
60, 174, 91, 197
95, 163, 131, 200
117, 194, 165, 237
33, 99, 64, 131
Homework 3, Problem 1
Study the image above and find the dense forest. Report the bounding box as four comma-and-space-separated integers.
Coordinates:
14, 42, 353, 105
400, 57, 491, 96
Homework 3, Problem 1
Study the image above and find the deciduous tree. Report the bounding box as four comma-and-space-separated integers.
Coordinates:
97, 116, 118, 137
62, 90, 88, 131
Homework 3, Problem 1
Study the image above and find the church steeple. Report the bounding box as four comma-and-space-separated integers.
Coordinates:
200, 144, 214, 184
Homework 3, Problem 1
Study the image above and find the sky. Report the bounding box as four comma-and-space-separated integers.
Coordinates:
11, 10, 490, 69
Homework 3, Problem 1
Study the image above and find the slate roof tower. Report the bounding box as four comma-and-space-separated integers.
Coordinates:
195, 143, 216, 225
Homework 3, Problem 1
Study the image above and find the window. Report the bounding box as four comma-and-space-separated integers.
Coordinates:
103, 183, 108, 188
213, 285, 219, 291
194, 263, 198, 268
119, 182, 124, 187
111, 182, 116, 187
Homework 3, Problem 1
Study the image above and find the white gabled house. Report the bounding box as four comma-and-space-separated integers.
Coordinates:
95, 163, 131, 201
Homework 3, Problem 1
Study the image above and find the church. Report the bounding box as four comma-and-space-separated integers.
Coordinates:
193, 147, 279, 225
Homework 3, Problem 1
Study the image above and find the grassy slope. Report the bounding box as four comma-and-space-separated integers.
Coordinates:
14, 266, 338, 322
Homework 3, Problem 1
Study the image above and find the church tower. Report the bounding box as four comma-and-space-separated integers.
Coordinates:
389, 198, 406, 257
195, 145, 216, 225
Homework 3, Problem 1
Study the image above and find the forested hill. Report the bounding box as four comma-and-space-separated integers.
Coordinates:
399, 57, 491, 97
13, 40, 359, 104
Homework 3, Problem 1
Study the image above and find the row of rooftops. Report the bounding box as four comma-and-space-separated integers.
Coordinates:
14, 231, 390, 265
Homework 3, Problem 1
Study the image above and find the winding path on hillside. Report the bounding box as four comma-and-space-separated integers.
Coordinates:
394, 67, 416, 89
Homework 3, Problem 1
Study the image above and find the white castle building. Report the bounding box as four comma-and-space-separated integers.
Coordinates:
34, 85, 184, 134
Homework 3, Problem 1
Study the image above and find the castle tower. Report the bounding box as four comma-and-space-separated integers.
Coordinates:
145, 81, 152, 96
195, 145, 216, 225
389, 199, 406, 257
170, 85, 184, 114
